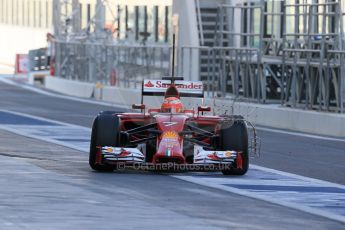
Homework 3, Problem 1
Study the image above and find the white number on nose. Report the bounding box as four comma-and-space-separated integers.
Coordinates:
163, 122, 178, 127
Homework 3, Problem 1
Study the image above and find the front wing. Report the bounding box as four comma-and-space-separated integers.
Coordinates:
95, 145, 240, 171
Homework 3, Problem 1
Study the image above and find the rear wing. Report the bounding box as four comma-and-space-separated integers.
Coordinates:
142, 79, 204, 98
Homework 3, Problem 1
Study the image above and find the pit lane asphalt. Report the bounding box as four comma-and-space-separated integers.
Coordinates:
0, 80, 344, 184
0, 80, 344, 229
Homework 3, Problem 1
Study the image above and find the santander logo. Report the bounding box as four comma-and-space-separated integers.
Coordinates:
144, 81, 154, 88
144, 80, 203, 90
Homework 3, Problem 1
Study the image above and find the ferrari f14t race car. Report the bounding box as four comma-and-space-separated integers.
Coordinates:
89, 78, 259, 175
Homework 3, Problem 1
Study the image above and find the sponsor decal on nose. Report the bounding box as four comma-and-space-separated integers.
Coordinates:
162, 131, 179, 139
225, 151, 233, 157
166, 148, 172, 157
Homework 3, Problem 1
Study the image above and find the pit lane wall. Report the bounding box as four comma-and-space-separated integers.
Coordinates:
44, 76, 345, 138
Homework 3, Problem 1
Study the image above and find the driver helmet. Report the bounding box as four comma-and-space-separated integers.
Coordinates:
161, 97, 184, 113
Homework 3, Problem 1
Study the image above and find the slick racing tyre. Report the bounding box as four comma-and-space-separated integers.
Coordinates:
89, 111, 120, 172
220, 118, 249, 176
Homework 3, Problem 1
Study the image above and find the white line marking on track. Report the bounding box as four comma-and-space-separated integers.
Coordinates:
172, 175, 345, 224
257, 126, 345, 142
0, 109, 90, 152
250, 164, 345, 189
0, 124, 89, 153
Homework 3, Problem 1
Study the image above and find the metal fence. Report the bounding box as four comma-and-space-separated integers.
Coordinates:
209, 0, 345, 113
54, 40, 345, 113
55, 41, 172, 89
54, 41, 263, 98
55, 41, 260, 94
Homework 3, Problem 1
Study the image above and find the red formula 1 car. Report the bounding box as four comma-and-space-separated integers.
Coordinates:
89, 78, 259, 175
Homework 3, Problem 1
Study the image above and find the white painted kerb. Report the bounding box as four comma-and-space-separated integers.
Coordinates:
45, 76, 94, 98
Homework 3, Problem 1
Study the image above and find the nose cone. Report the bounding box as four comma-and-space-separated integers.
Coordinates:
153, 131, 185, 164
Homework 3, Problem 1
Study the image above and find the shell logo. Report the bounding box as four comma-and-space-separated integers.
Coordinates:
162, 131, 179, 139
106, 147, 113, 153
225, 151, 233, 157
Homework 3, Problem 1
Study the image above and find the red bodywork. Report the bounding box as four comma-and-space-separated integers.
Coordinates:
153, 114, 188, 164
118, 111, 223, 164
113, 82, 233, 165
91, 80, 258, 174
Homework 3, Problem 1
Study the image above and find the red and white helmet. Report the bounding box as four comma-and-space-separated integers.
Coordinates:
161, 97, 184, 113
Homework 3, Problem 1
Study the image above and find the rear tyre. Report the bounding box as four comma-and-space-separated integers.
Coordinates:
220, 118, 249, 176
89, 112, 120, 172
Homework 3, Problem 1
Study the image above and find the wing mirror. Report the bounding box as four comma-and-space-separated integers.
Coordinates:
198, 106, 211, 116
132, 104, 146, 110
198, 106, 211, 112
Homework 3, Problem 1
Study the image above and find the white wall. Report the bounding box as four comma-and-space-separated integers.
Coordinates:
228, 0, 243, 47
45, 76, 94, 98
172, 0, 199, 81
0, 24, 49, 66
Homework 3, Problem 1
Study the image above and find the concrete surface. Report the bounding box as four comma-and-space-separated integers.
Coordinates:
0, 130, 344, 230
0, 109, 343, 223
0, 78, 345, 229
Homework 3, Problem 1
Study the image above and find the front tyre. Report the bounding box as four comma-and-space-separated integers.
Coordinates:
220, 119, 249, 176
89, 112, 120, 171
